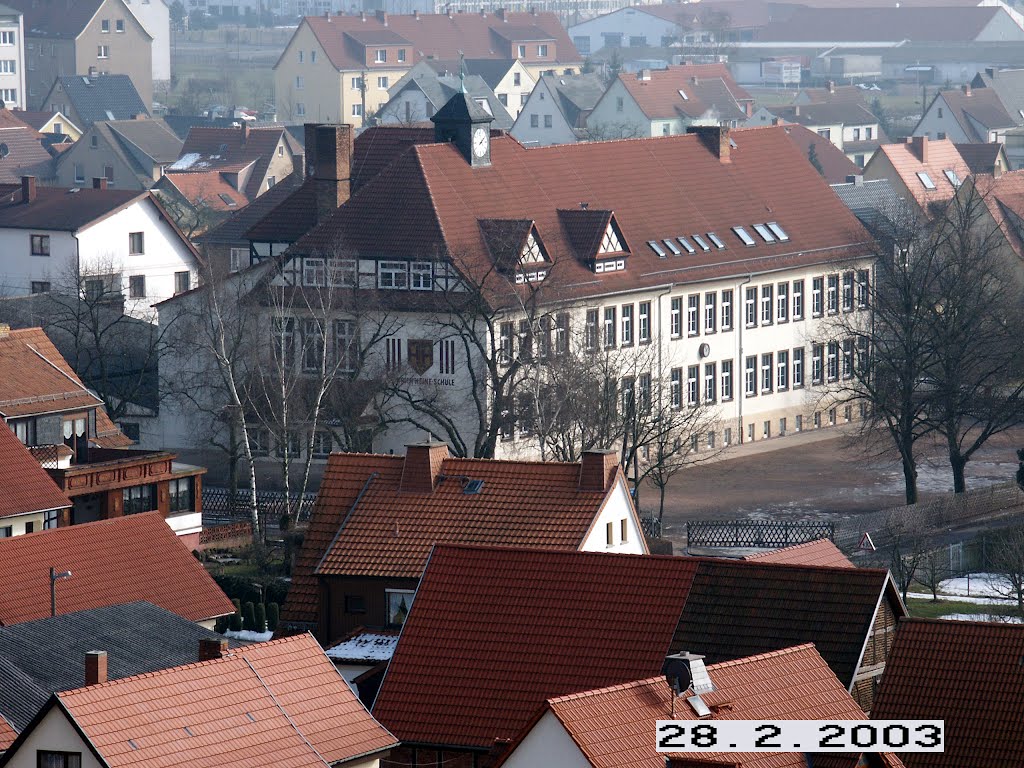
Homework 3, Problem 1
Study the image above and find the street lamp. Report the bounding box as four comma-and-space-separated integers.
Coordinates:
50, 567, 72, 617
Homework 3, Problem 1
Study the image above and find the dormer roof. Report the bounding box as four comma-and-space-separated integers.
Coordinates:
558, 208, 628, 264
479, 218, 548, 272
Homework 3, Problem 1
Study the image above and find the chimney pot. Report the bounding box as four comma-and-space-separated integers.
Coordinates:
400, 442, 450, 493
92, 177, 107, 190
21, 175, 36, 203
497, 7, 506, 21
360, 10, 366, 21
198, 638, 229, 661
85, 650, 108, 686
638, 68, 651, 81
413, 9, 419, 18
686, 125, 731, 164
579, 449, 619, 492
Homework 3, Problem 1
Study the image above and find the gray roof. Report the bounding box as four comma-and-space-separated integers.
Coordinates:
51, 75, 149, 127
0, 601, 246, 733
108, 119, 183, 163
831, 177, 906, 229
421, 58, 518, 91
973, 68, 1024, 116
544, 73, 605, 129
402, 73, 513, 130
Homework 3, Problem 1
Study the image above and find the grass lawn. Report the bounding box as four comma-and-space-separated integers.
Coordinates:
905, 596, 1021, 621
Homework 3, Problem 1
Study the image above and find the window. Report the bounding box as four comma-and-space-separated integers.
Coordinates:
103, 165, 114, 184
351, 104, 363, 117
606, 521, 614, 546
379, 261, 407, 289
398, 48, 406, 62
917, 171, 936, 190
272, 317, 295, 369
677, 236, 695, 254
37, 752, 81, 768
303, 257, 326, 286
91, 134, 98, 149
812, 276, 823, 317
744, 287, 757, 327
796, 414, 803, 432
295, 103, 306, 117
733, 226, 755, 246
438, 338, 456, 375
174, 271, 190, 294
721, 289, 733, 330
620, 517, 629, 543
31, 234, 49, 256
129, 275, 145, 298
334, 319, 358, 373
812, 344, 824, 384
777, 349, 789, 390
73, 162, 84, 183
616, 96, 624, 112
585, 309, 598, 352
327, 258, 356, 287
827, 274, 839, 314
517, 44, 527, 58
637, 373, 651, 413
760, 284, 773, 325
387, 589, 415, 626
0, 59, 15, 74
385, 337, 402, 370
670, 367, 682, 409
638, 302, 650, 343
11, 418, 35, 444
249, 427, 270, 457
128, 231, 144, 255
603, 307, 616, 347
114, 18, 124, 32
776, 283, 788, 323
295, 75, 304, 90
817, 128, 831, 140
168, 477, 195, 513
97, 44, 109, 58
31, 281, 50, 294
351, 76, 363, 90
761, 352, 773, 393
44, 509, 59, 530
538, 44, 548, 57
686, 365, 699, 406
704, 292, 716, 334
763, 420, 771, 439
555, 313, 569, 355
670, 297, 682, 338
0, 31, 13, 45
344, 595, 366, 614
721, 359, 733, 401
856, 269, 870, 308
827, 341, 839, 381
686, 295, 699, 336
647, 240, 666, 257
744, 356, 756, 396
101, 19, 110, 32
704, 362, 716, 403
410, 261, 432, 290
377, 75, 389, 89
518, 393, 536, 436
544, 114, 552, 128
793, 347, 804, 388
792, 279, 804, 320
842, 271, 854, 311
123, 485, 156, 514
621, 304, 633, 345
303, 319, 325, 372
375, 49, 387, 63
843, 338, 854, 379
529, 114, 538, 128
276, 431, 301, 459
865, 127, 873, 140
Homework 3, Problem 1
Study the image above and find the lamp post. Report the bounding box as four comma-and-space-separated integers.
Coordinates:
50, 567, 72, 617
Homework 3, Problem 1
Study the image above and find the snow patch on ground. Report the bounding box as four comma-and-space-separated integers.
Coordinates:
907, 592, 1012, 605
223, 629, 274, 642
941, 613, 1024, 624
938, 573, 1009, 598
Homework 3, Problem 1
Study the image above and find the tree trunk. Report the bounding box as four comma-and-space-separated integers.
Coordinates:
658, 483, 667, 524
948, 439, 968, 494
901, 452, 919, 505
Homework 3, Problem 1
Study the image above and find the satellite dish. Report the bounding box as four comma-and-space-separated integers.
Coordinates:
698, 342, 711, 358
662, 656, 693, 696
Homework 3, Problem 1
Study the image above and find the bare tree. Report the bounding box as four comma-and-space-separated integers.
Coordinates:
988, 525, 1024, 616
880, 511, 929, 602
916, 546, 952, 602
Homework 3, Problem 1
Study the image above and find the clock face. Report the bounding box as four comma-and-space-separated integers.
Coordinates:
472, 127, 488, 158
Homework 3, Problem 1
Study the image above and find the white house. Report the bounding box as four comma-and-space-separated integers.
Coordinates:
0, 5, 25, 110
511, 72, 605, 146
123, 0, 170, 83
0, 176, 201, 318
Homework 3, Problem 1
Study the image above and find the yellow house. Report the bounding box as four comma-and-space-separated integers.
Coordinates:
13, 109, 82, 141
274, 9, 580, 126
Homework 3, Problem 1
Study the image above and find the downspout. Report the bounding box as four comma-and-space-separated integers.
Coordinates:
737, 274, 752, 444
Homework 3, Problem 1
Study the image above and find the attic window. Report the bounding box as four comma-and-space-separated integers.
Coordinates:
105, 110, 114, 120
663, 238, 681, 255
599, 222, 624, 254
917, 171, 936, 190
752, 223, 776, 243
647, 240, 667, 257
677, 88, 688, 101
766, 222, 789, 241
707, 232, 726, 249
677, 236, 696, 254
463, 479, 484, 494
943, 169, 961, 187
521, 231, 546, 264
218, 193, 236, 207
691, 234, 710, 251
732, 226, 755, 246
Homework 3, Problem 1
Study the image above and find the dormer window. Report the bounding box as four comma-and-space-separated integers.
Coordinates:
600, 221, 624, 254
521, 231, 545, 264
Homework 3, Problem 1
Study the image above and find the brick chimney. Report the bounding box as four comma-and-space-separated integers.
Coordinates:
21, 175, 35, 203
986, 67, 996, 79
85, 650, 107, 686
198, 638, 229, 661
686, 125, 731, 163
92, 177, 107, 190
911, 135, 928, 163
304, 123, 353, 221
375, 9, 387, 24
496, 7, 507, 21
241, 122, 251, 144
400, 442, 449, 493
579, 450, 618, 492
962, 83, 972, 97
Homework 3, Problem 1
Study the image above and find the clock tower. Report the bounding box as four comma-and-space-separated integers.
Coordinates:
431, 75, 494, 168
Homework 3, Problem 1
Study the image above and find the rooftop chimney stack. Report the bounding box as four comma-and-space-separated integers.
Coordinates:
413, 9, 419, 19
198, 638, 229, 662
400, 442, 450, 493
638, 69, 651, 82
92, 177, 107, 190
911, 134, 928, 163
986, 67, 996, 79
497, 7, 506, 21
21, 175, 35, 204
828, 80, 835, 94
962, 83, 972, 96
85, 650, 108, 686
241, 121, 251, 144
304, 123, 353, 221
579, 449, 619, 492
686, 125, 731, 164
375, 9, 387, 24
0, 323, 9, 339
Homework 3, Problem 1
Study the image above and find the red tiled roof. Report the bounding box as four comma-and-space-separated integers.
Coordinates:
372, 547, 901, 751
351, 125, 436, 192
501, 645, 903, 768
372, 544, 701, 749
160, 170, 249, 211
744, 538, 854, 568
0, 328, 131, 446
872, 618, 1024, 768
0, 513, 234, 625
781, 123, 860, 184
971, 169, 1024, 260
299, 12, 579, 72
174, 126, 297, 200
616, 65, 751, 121
0, 712, 15, 751
55, 633, 397, 768
291, 126, 871, 305
280, 447, 638, 631
0, 422, 70, 519
757, 6, 1005, 43
866, 138, 970, 211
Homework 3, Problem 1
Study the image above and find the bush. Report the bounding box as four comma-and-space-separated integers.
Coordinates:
229, 610, 243, 632
254, 602, 267, 633
213, 574, 289, 605
267, 602, 279, 631
242, 601, 256, 632
214, 614, 229, 633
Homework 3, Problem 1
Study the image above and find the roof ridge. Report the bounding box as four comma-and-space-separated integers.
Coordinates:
547, 675, 664, 705
706, 643, 816, 671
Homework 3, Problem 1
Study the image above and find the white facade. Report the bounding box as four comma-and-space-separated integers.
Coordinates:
123, 0, 171, 82
568, 7, 678, 57
912, 92, 1009, 144
0, 8, 25, 110
511, 77, 583, 146
0, 195, 200, 320
500, 710, 592, 768
578, 474, 646, 554
493, 60, 535, 120
586, 78, 652, 137
2, 706, 105, 768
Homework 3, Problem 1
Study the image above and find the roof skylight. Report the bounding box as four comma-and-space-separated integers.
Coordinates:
648, 240, 667, 257
691, 234, 710, 251
663, 238, 681, 255
677, 236, 696, 254
917, 171, 936, 190
732, 227, 755, 246
707, 232, 726, 249
218, 193, 237, 207
678, 89, 688, 101
753, 223, 776, 243
766, 222, 789, 241
943, 169, 961, 187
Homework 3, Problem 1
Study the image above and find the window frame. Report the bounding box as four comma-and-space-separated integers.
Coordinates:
721, 289, 733, 331
128, 231, 144, 255
378, 260, 408, 290
30, 234, 50, 256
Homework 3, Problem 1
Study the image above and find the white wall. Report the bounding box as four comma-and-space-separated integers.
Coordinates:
587, 78, 651, 138
511, 79, 581, 146
495, 61, 535, 120
568, 8, 676, 57
4, 706, 104, 768
579, 476, 647, 554
0, 228, 78, 297
499, 710, 592, 768
913, 93, 974, 142
123, 0, 170, 82
0, 509, 47, 536
0, 11, 25, 110
377, 85, 434, 125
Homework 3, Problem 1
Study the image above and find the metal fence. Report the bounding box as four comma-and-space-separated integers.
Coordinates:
202, 486, 317, 528
686, 520, 835, 549
640, 516, 662, 539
